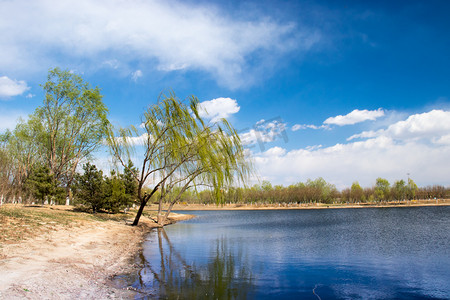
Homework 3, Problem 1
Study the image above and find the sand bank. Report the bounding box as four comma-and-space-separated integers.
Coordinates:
0, 207, 193, 299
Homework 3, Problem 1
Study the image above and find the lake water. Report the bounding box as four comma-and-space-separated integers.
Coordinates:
116, 207, 450, 299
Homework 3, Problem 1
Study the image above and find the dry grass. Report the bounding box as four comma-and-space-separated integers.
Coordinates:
0, 204, 142, 245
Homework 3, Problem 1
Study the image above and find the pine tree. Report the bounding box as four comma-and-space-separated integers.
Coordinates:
121, 159, 138, 205
74, 162, 105, 213
104, 170, 128, 213
27, 165, 56, 204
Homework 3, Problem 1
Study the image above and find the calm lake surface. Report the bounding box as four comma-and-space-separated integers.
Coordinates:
118, 207, 450, 299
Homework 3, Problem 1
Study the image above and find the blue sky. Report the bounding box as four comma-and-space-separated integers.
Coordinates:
1, 0, 449, 188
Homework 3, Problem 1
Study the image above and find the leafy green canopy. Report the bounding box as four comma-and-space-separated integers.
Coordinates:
107, 92, 250, 224
37, 68, 109, 185
0, 68, 109, 198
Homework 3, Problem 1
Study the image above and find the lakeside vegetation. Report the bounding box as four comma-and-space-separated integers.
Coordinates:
0, 68, 139, 215
0, 68, 249, 226
158, 177, 450, 206
1, 68, 449, 223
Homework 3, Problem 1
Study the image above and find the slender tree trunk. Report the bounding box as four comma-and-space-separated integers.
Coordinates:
158, 214, 166, 226
132, 199, 148, 226
160, 184, 191, 225
132, 185, 159, 226
157, 192, 164, 225
156, 181, 167, 226
161, 201, 177, 225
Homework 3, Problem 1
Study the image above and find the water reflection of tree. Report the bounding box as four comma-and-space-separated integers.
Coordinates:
134, 228, 255, 299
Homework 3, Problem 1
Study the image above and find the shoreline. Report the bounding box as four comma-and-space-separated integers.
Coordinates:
162, 199, 450, 211
0, 219, 145, 299
0, 206, 193, 299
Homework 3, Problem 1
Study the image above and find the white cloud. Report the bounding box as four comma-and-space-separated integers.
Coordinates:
131, 70, 143, 82
349, 110, 450, 142
240, 119, 287, 148
292, 124, 327, 131
0, 76, 30, 99
324, 108, 385, 126
292, 108, 384, 132
112, 133, 150, 146
291, 124, 304, 131
102, 59, 121, 70
252, 110, 450, 188
198, 98, 240, 122
347, 130, 380, 141
434, 134, 450, 145
385, 109, 450, 140
263, 146, 286, 157
128, 133, 150, 145
240, 129, 268, 145
0, 0, 314, 89
157, 63, 189, 72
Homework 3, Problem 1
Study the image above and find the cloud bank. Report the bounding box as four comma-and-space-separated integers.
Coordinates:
0, 0, 316, 88
348, 109, 450, 141
253, 110, 450, 188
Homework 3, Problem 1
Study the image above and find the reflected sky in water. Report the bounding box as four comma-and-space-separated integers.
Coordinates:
118, 207, 450, 299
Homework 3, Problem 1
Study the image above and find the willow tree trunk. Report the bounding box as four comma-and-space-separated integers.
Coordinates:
157, 201, 165, 225
132, 200, 147, 226
157, 213, 166, 226
132, 185, 159, 226
160, 201, 177, 226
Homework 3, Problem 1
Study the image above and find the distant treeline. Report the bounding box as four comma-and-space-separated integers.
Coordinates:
1, 69, 449, 210
166, 177, 450, 205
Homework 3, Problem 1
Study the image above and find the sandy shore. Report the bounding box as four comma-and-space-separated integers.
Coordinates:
0, 210, 193, 300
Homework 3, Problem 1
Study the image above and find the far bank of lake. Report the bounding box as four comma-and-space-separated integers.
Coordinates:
147, 198, 450, 211
116, 206, 450, 299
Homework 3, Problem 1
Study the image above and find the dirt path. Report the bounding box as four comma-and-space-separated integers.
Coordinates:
0, 220, 150, 299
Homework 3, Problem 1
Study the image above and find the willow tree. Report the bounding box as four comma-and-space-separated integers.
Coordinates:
107, 92, 250, 226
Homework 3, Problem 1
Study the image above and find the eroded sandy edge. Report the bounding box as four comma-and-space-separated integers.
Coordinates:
0, 213, 194, 300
